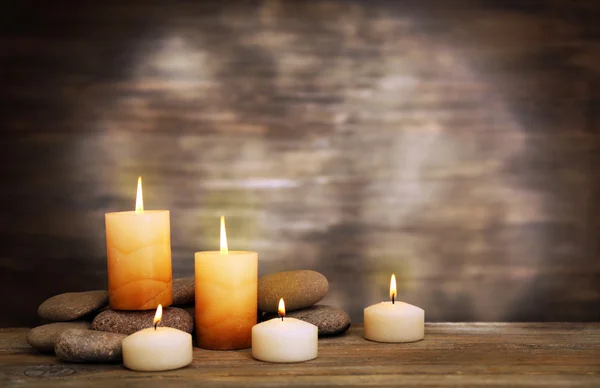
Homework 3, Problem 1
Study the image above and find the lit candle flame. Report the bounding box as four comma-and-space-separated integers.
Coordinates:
278, 298, 286, 320
135, 176, 144, 213
390, 274, 397, 304
220, 216, 228, 255
153, 304, 162, 330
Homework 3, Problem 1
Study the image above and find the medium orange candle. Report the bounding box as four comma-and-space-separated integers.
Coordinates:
105, 177, 173, 310
194, 216, 257, 350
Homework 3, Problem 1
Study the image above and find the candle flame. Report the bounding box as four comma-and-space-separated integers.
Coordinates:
153, 304, 162, 329
220, 216, 228, 255
135, 176, 144, 213
278, 298, 286, 319
390, 274, 397, 303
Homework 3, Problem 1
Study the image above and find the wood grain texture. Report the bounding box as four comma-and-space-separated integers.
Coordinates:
1, 324, 599, 387
1, 0, 600, 326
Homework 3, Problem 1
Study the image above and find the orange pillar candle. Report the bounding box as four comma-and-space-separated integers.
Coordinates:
105, 177, 173, 310
194, 216, 258, 350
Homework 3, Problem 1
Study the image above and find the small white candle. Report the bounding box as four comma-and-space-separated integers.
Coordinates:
122, 305, 193, 371
252, 299, 318, 363
364, 274, 425, 343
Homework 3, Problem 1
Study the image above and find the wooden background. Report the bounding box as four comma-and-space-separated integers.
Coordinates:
1, 0, 599, 327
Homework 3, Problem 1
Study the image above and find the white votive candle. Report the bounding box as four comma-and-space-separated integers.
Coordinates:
364, 274, 425, 343
122, 305, 193, 371
252, 299, 318, 363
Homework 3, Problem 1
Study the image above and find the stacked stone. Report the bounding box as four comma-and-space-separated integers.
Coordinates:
27, 282, 195, 363
28, 290, 123, 362
258, 270, 351, 336
27, 271, 348, 362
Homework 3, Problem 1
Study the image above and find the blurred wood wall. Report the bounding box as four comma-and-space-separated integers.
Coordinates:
1, 0, 599, 326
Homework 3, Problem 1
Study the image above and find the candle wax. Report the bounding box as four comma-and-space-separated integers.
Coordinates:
364, 301, 424, 343
252, 317, 318, 363
195, 250, 257, 350
122, 326, 192, 372
105, 210, 173, 310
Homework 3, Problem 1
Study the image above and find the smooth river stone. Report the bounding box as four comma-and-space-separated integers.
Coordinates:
258, 270, 328, 313
27, 322, 92, 353
38, 291, 109, 322
172, 277, 194, 306
92, 307, 193, 335
55, 329, 126, 363
266, 305, 351, 336
182, 306, 195, 319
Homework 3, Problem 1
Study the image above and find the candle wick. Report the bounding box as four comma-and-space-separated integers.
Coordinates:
154, 322, 158, 330
392, 295, 395, 305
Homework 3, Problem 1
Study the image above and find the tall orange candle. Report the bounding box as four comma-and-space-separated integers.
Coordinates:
105, 177, 173, 310
194, 216, 257, 350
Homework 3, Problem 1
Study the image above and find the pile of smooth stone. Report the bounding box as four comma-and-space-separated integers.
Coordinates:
27, 270, 350, 363
257, 270, 351, 336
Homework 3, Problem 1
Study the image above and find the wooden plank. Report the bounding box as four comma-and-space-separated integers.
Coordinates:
0, 324, 599, 387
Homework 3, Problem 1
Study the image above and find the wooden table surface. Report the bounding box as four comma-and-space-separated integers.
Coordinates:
1, 323, 599, 387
